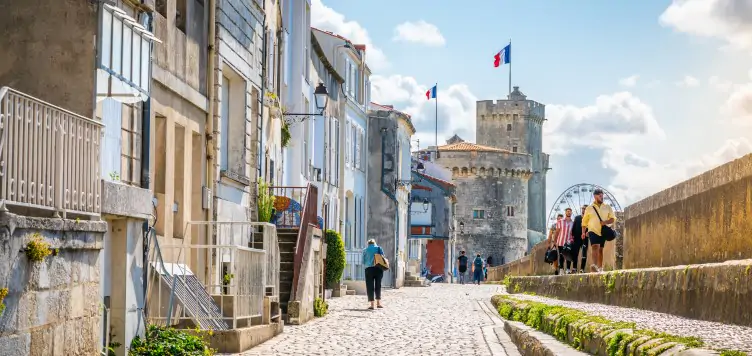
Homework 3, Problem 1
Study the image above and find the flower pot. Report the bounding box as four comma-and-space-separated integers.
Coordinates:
269, 106, 281, 118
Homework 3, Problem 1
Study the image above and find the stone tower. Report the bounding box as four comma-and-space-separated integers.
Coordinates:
476, 87, 549, 234
428, 139, 533, 264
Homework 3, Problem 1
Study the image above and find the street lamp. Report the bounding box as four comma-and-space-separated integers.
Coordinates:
459, 221, 465, 234
422, 198, 429, 212
283, 82, 329, 125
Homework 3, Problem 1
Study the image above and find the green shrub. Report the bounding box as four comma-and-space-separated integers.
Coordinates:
129, 325, 215, 356
257, 179, 276, 223
25, 233, 52, 263
314, 297, 328, 317
281, 122, 291, 147
324, 229, 346, 286
0, 288, 7, 315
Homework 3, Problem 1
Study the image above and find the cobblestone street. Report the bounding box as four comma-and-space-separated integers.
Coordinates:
237, 284, 508, 356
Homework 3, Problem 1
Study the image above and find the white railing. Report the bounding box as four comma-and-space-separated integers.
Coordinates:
249, 222, 280, 298
343, 250, 364, 281
0, 87, 103, 216
148, 243, 267, 330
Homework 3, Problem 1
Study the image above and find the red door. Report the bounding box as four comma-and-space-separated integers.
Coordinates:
426, 240, 445, 275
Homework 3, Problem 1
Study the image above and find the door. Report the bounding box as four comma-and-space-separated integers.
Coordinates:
426, 240, 445, 275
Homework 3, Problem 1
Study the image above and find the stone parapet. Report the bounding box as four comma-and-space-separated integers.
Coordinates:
487, 237, 618, 281
0, 212, 106, 356
623, 153, 752, 268
101, 180, 154, 219
504, 259, 752, 327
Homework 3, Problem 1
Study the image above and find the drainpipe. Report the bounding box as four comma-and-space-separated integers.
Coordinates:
206, 0, 216, 245
259, 7, 267, 187
139, 8, 154, 323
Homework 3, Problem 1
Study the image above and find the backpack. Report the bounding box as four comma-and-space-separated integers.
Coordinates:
474, 257, 483, 268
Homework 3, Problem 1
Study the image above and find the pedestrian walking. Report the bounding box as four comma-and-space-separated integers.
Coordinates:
572, 205, 589, 273
554, 208, 575, 274
547, 214, 563, 274
472, 253, 484, 285
582, 189, 617, 272
362, 239, 386, 309
456, 250, 469, 284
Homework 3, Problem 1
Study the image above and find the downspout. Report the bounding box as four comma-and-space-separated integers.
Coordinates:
259, 6, 267, 186
140, 9, 154, 321
206, 0, 217, 245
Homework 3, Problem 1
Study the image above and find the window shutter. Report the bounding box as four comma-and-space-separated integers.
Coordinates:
355, 128, 361, 169
345, 122, 351, 165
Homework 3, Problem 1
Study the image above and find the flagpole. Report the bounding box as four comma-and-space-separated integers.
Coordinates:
508, 39, 512, 95
435, 83, 438, 159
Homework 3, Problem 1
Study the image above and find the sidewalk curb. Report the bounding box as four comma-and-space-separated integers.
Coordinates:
504, 319, 588, 356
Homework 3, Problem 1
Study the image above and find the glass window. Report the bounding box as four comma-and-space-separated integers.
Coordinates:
473, 209, 485, 219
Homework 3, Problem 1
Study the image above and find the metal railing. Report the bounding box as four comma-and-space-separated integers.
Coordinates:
148, 243, 266, 330
269, 186, 307, 227
0, 87, 104, 216
292, 184, 317, 298
343, 250, 365, 281
249, 222, 280, 298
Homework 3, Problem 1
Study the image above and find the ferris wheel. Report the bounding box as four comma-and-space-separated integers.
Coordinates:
546, 183, 623, 227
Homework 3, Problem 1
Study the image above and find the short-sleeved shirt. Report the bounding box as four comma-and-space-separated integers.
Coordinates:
555, 218, 574, 246
457, 255, 468, 267
582, 202, 616, 236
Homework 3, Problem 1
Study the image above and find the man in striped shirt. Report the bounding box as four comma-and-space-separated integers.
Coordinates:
554, 208, 575, 275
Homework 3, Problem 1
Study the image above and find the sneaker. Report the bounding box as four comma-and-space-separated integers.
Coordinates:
579, 269, 585, 274
558, 269, 564, 275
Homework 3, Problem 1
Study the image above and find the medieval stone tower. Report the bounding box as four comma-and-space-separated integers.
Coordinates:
476, 86, 549, 235
431, 86, 549, 264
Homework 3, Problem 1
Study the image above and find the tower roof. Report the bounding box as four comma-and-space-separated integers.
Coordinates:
446, 134, 464, 144
437, 141, 508, 153
508, 86, 527, 101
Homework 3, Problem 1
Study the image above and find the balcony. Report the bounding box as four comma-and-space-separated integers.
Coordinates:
0, 87, 103, 217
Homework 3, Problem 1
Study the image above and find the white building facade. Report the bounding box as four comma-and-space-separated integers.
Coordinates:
312, 28, 371, 280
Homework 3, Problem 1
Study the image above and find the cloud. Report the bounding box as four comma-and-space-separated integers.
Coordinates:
676, 75, 700, 87
709, 75, 735, 92
618, 75, 639, 87
660, 0, 752, 53
392, 21, 446, 47
310, 0, 389, 70
544, 92, 665, 155
604, 138, 752, 204
370, 75, 477, 147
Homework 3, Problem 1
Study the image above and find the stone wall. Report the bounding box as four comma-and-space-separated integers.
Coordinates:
0, 0, 98, 117
487, 237, 619, 281
437, 150, 531, 264
288, 227, 323, 325
504, 259, 752, 327
0, 213, 107, 356
624, 153, 752, 269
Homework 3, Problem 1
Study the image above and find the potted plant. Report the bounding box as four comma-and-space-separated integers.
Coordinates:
263, 92, 278, 108
281, 121, 291, 148
257, 179, 276, 223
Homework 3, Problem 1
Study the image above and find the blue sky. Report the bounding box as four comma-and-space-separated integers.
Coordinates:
312, 0, 752, 215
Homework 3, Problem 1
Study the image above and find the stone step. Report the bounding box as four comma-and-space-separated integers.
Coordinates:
404, 279, 428, 287
346, 289, 356, 296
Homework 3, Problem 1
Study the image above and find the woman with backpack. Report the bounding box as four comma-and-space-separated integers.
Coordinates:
471, 253, 484, 285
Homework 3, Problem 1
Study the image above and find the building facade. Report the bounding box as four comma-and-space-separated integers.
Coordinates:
408, 166, 456, 277
312, 28, 371, 280
366, 105, 415, 287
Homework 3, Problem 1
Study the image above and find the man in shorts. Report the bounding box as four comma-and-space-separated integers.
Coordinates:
582, 189, 616, 272
456, 250, 469, 284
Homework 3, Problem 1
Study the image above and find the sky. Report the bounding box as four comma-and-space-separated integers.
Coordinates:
311, 0, 752, 215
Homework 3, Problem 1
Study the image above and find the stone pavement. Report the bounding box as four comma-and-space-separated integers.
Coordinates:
235, 284, 510, 356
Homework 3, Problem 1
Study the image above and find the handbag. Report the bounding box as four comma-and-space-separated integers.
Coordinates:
591, 205, 617, 241
544, 247, 558, 264
561, 236, 577, 262
374, 253, 390, 271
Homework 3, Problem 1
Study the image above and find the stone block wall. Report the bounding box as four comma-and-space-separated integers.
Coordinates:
438, 150, 532, 264
487, 237, 619, 281
624, 153, 752, 269
0, 213, 107, 356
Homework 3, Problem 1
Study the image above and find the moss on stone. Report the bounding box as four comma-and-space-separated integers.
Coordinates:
490, 294, 741, 356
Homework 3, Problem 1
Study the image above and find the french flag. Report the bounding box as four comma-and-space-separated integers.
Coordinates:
425, 85, 437, 100
494, 43, 511, 68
